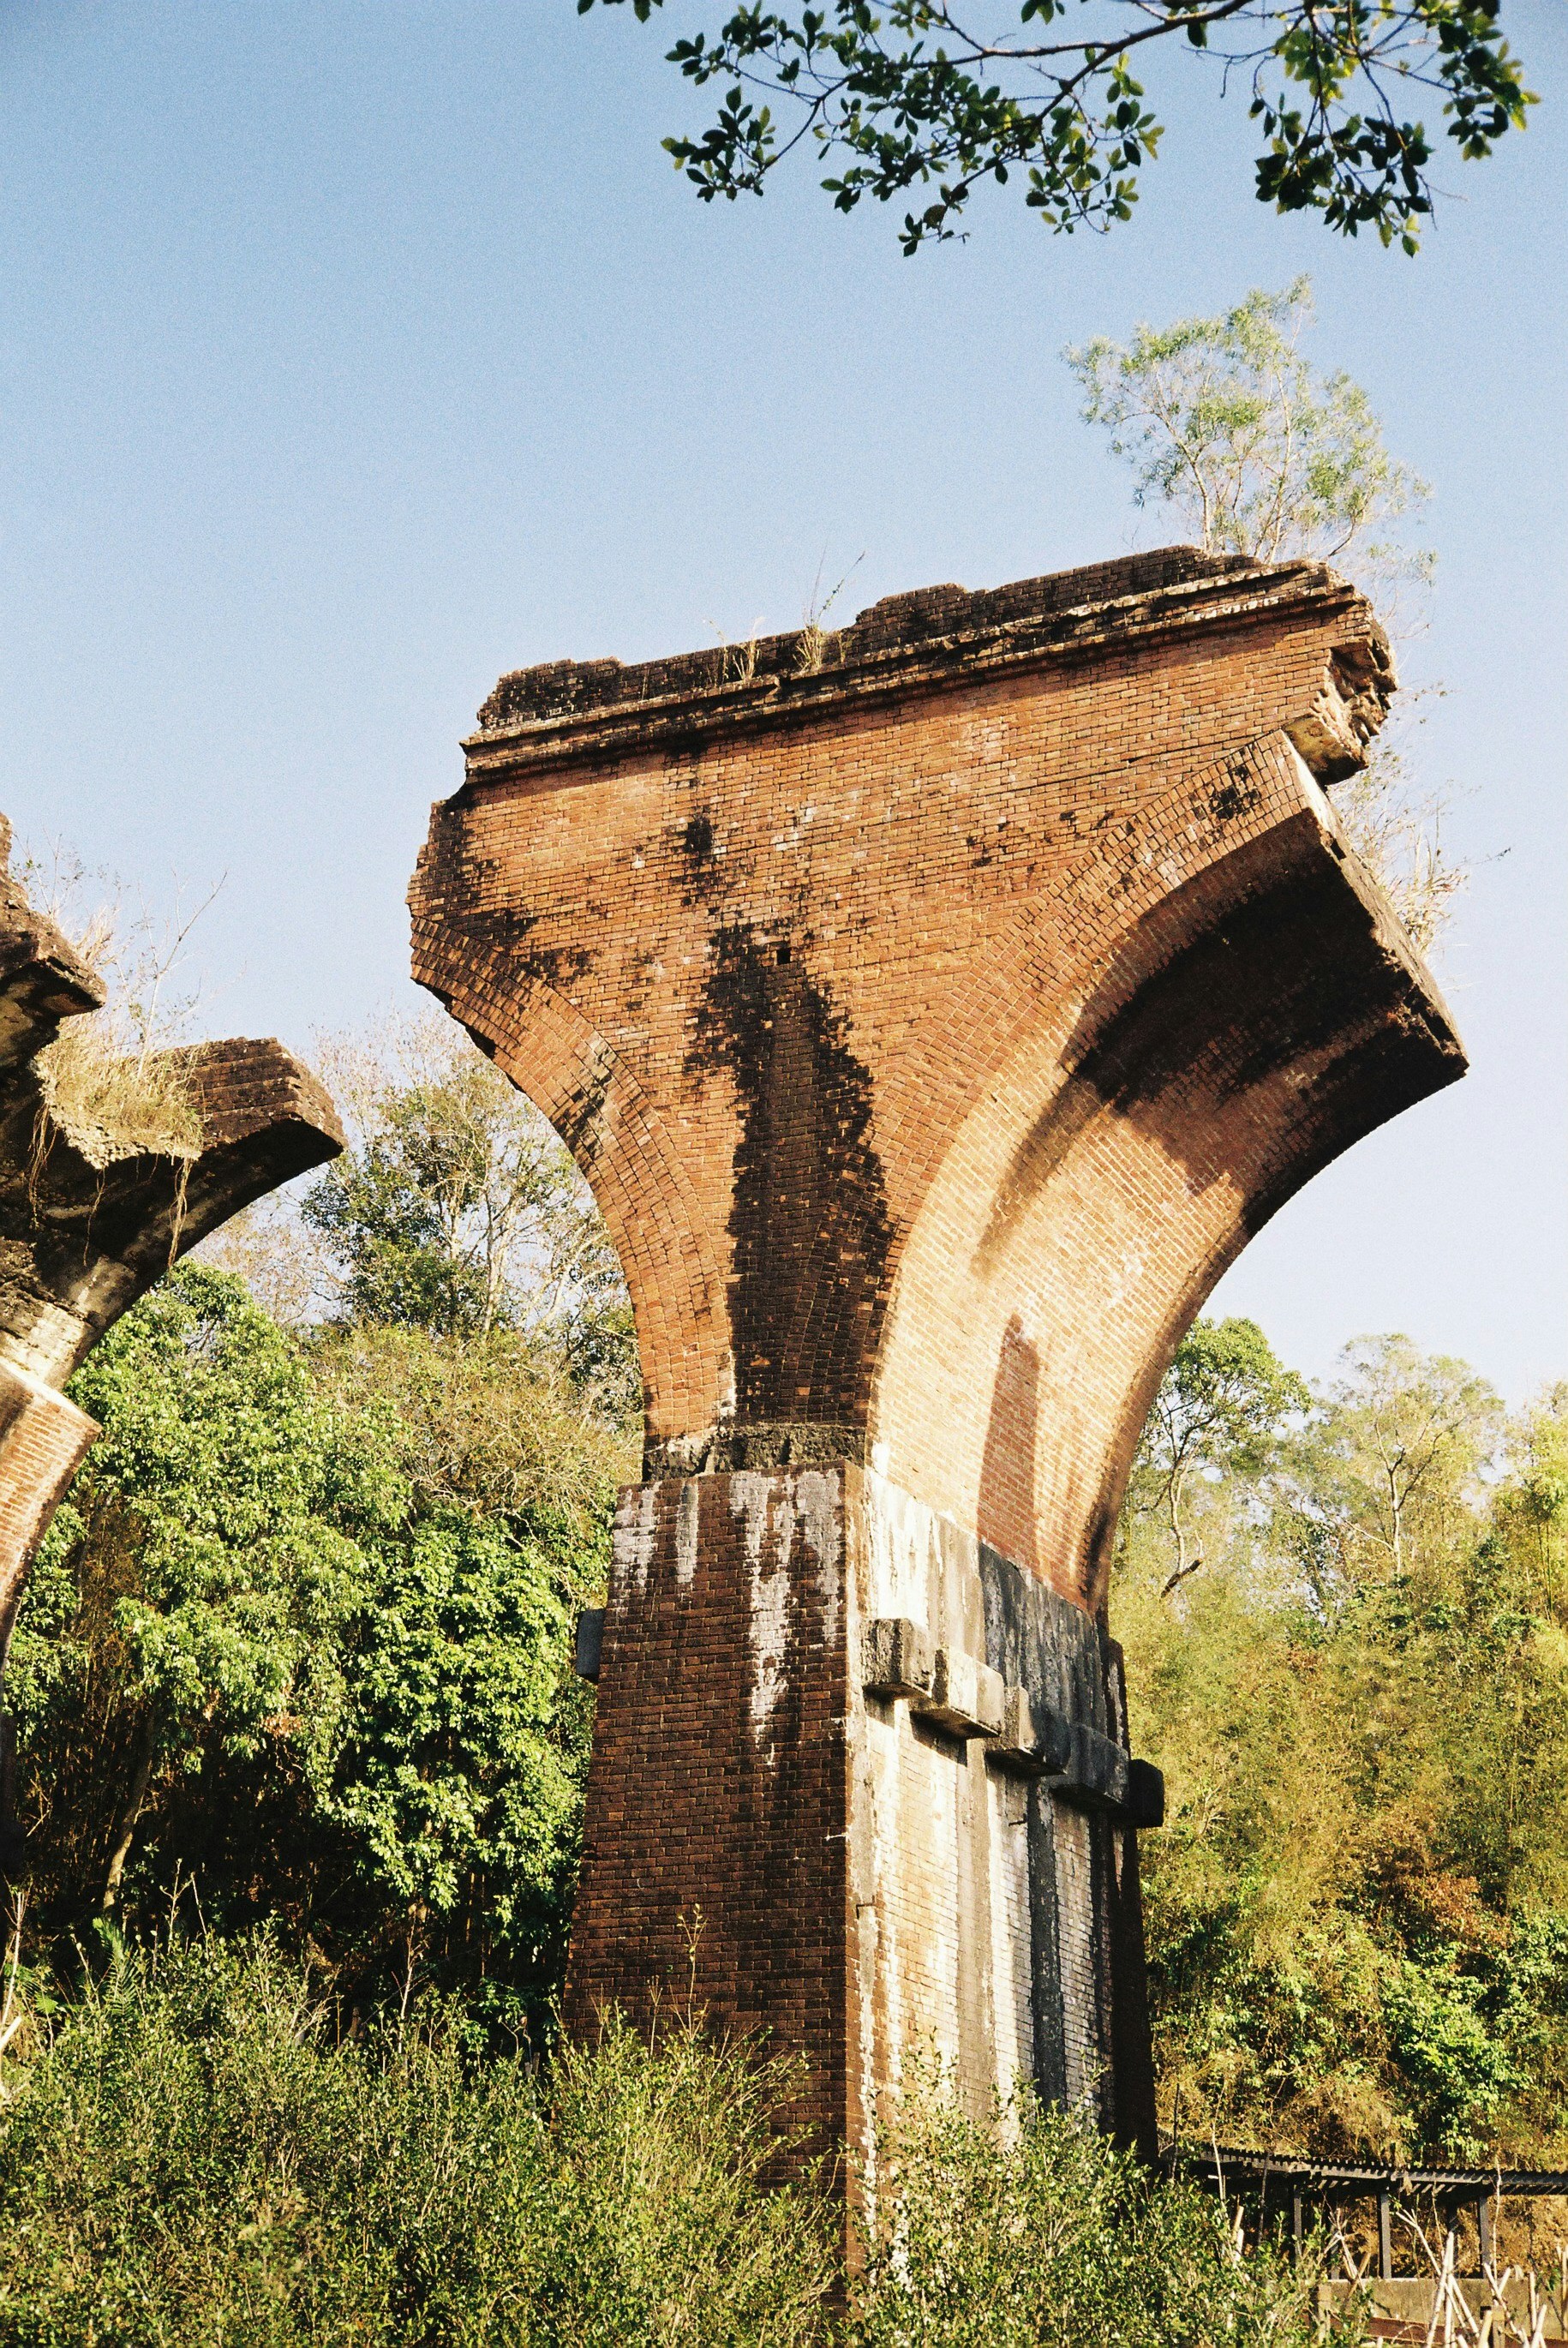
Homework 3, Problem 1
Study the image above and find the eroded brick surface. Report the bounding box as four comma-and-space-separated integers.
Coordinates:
413, 546, 1463, 2164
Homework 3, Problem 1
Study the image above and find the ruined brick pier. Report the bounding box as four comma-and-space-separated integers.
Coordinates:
410, 548, 1464, 2165
0, 819, 343, 1871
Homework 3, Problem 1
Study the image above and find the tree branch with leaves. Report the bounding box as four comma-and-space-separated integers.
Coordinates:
580, 0, 1534, 254
1065, 278, 1472, 951
1127, 1317, 1308, 1599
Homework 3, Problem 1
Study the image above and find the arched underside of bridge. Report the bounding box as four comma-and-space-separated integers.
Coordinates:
871, 753, 1461, 1614
419, 730, 1461, 1608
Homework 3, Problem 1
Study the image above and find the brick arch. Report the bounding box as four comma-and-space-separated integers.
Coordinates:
874, 730, 1320, 1223
716, 731, 1329, 1443
868, 746, 1460, 1609
409, 942, 734, 1452
422, 554, 1467, 2180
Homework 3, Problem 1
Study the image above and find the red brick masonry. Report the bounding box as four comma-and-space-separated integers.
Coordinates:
410, 547, 1464, 2164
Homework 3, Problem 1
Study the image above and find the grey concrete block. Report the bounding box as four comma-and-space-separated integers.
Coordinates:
863, 1615, 934, 1698
922, 1645, 1007, 1738
994, 1686, 1072, 1774
1056, 1722, 1130, 1811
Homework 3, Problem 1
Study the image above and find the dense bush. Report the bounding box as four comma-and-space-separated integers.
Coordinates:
0, 1938, 835, 2347
2, 1020, 641, 2033
0, 1939, 1358, 2348
854, 2065, 1343, 2348
6, 1270, 608, 2033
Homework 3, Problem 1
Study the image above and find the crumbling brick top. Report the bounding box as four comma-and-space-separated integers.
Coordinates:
469, 546, 1392, 764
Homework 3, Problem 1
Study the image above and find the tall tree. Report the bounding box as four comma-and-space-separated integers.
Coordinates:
298, 1018, 639, 1426
1116, 1327, 1568, 2162
1126, 1316, 1308, 1596
578, 0, 1534, 254
6, 1266, 618, 2023
200, 1017, 639, 1429
1275, 1332, 1503, 1597
1064, 279, 1429, 582
1066, 279, 1465, 951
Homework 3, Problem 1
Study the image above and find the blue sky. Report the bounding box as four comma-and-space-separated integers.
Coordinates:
3, 0, 1564, 1401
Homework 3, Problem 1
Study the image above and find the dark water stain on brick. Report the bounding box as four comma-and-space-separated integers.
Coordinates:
423, 821, 599, 996
685, 923, 894, 1427
1206, 752, 1265, 825
683, 811, 715, 865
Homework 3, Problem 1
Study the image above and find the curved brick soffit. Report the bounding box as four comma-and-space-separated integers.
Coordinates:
407, 883, 733, 1442
869, 729, 1464, 1611
410, 729, 1463, 1494
0, 852, 345, 1681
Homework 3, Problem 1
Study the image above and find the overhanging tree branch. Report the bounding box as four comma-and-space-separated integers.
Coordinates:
578, 0, 1534, 252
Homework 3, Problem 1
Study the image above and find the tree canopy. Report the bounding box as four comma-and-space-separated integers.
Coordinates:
578, 0, 1535, 254
5, 1021, 642, 2033
6, 1014, 1565, 2160
1120, 1321, 1568, 2162
1064, 279, 1430, 578
1061, 279, 1464, 955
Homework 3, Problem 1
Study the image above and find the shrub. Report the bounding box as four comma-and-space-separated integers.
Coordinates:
0, 1938, 1363, 2347
0, 1937, 835, 2346
853, 2063, 1355, 2348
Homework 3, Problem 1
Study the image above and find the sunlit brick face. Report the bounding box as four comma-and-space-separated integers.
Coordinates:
413, 548, 1458, 1602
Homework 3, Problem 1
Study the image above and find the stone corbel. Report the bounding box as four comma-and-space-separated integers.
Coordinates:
862, 1614, 1165, 1827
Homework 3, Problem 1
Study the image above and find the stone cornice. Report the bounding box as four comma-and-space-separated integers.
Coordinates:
461, 547, 1392, 789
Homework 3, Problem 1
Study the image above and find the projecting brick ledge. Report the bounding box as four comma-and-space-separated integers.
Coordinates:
467, 547, 1392, 787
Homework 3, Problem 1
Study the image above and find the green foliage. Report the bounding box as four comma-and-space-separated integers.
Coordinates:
0, 1936, 836, 2346
577, 0, 1534, 254
0, 1939, 1371, 2346
1064, 280, 1430, 582
9, 1268, 610, 2025
301, 1027, 638, 1424
1127, 1315, 1308, 1593
1118, 1326, 1568, 2162
851, 2059, 1347, 2348
6, 1016, 643, 2026
1274, 1333, 1504, 1593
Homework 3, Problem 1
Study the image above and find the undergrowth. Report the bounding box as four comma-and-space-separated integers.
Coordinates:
0, 1935, 833, 2347
855, 2062, 1350, 2348
0, 1936, 1355, 2347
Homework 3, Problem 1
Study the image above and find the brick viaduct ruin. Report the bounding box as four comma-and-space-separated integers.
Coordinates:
411, 544, 1465, 2169
0, 822, 342, 1866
